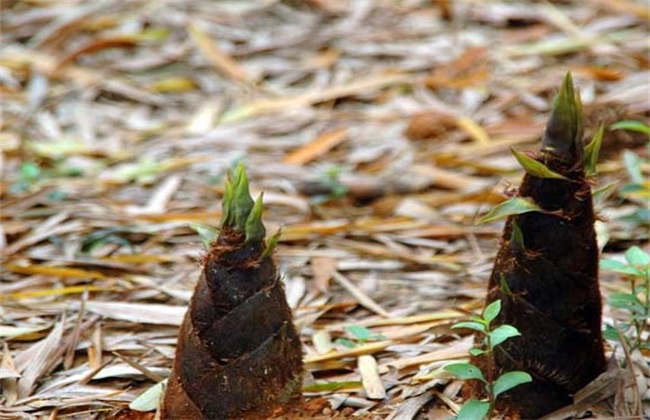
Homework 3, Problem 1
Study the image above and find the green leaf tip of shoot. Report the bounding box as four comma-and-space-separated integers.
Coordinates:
220, 177, 234, 227
511, 148, 567, 180
220, 164, 268, 244
232, 163, 255, 231
190, 223, 220, 248
542, 72, 584, 163
584, 125, 604, 176
499, 274, 512, 296
478, 196, 542, 224
261, 228, 282, 259
245, 193, 266, 243
510, 220, 525, 251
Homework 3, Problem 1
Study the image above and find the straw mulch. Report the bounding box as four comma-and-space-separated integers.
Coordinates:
1, 1, 648, 418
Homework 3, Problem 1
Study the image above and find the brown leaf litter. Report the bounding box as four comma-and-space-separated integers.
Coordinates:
1, 0, 648, 418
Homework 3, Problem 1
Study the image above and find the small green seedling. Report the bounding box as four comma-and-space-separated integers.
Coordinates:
601, 246, 650, 351
444, 300, 532, 420
312, 165, 349, 204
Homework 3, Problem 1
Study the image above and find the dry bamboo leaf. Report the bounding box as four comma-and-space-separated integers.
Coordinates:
129, 379, 167, 412
112, 352, 164, 383
1, 343, 20, 406
221, 72, 411, 122
89, 324, 103, 370
312, 330, 334, 355
283, 128, 348, 165
311, 256, 337, 293
331, 271, 389, 317
6, 48, 163, 105
38, 365, 171, 394
383, 337, 472, 372
411, 164, 489, 192
55, 36, 138, 69
125, 175, 182, 215
148, 76, 196, 93
79, 302, 186, 326
327, 309, 466, 330
185, 102, 222, 135
592, 0, 650, 19
3, 220, 83, 255
188, 23, 249, 83
573, 65, 625, 82
0, 325, 51, 339
3, 264, 107, 279
455, 116, 491, 145
305, 340, 393, 365
386, 393, 434, 420
404, 112, 456, 141
425, 47, 489, 89
63, 293, 87, 370
15, 320, 64, 398
2, 285, 121, 302
358, 355, 386, 400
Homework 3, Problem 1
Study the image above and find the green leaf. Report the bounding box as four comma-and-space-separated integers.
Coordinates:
335, 338, 357, 349
20, 162, 42, 181
493, 371, 532, 398
600, 258, 641, 276
455, 399, 490, 420
129, 379, 167, 411
189, 223, 219, 248
609, 292, 644, 313
510, 220, 525, 251
542, 72, 584, 162
444, 363, 485, 382
499, 274, 512, 295
261, 228, 282, 259
511, 148, 567, 179
478, 197, 542, 224
220, 176, 234, 227
610, 120, 650, 135
483, 300, 501, 324
584, 125, 604, 175
231, 164, 255, 231
592, 181, 618, 205
469, 348, 486, 356
489, 325, 521, 347
625, 246, 650, 269
245, 193, 266, 243
602, 323, 620, 342
452, 321, 486, 332
346, 325, 373, 341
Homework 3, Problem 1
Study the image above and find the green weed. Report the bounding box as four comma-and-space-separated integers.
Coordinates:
444, 300, 532, 420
